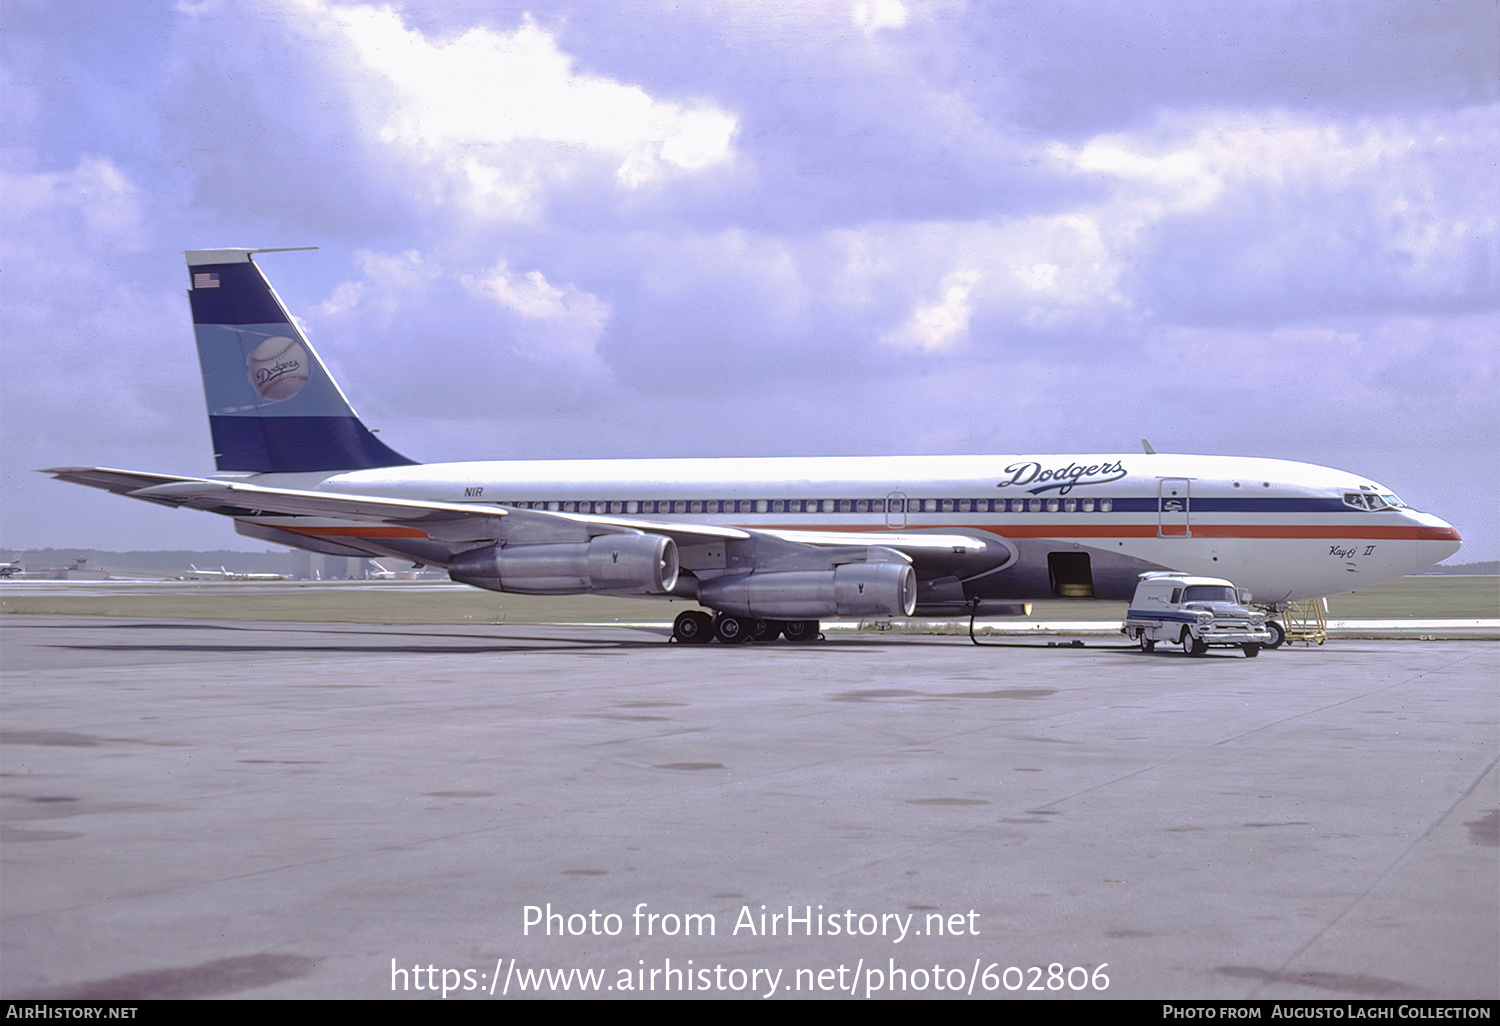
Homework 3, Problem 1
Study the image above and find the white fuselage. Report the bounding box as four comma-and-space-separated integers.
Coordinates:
239, 451, 1461, 604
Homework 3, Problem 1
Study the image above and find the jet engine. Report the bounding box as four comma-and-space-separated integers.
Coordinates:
448, 534, 678, 595
695, 562, 917, 619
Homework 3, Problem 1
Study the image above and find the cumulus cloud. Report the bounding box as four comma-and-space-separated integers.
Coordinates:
851, 0, 907, 35
882, 269, 980, 350
285, 0, 738, 216
0, 156, 203, 478
461, 259, 610, 362
297, 245, 613, 431
1050, 107, 1500, 321
2, 156, 145, 247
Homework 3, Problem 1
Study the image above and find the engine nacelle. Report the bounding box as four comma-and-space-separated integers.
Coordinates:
448, 535, 678, 595
695, 563, 917, 619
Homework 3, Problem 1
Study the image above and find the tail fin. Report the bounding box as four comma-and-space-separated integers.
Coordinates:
186, 248, 415, 473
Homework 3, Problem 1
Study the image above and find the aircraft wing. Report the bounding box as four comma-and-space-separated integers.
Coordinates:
45, 468, 749, 546
45, 468, 1002, 578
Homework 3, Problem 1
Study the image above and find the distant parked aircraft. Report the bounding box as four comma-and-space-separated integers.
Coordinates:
179, 565, 288, 582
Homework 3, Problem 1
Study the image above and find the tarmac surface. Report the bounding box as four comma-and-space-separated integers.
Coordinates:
1, 617, 1495, 1001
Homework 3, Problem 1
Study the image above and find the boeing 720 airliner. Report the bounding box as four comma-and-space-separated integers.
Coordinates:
47, 249, 1462, 645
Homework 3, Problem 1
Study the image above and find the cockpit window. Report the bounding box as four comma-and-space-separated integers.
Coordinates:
1182, 585, 1236, 603
1344, 491, 1406, 511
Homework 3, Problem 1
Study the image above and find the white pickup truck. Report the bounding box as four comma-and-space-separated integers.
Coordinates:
1122, 572, 1274, 657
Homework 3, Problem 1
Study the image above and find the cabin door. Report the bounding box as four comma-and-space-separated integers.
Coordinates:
885, 491, 908, 529
1157, 478, 1191, 537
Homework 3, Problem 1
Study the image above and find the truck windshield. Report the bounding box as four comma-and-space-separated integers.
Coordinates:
1182, 586, 1236, 603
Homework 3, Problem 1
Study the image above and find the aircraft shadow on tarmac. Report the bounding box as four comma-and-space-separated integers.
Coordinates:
18, 619, 1254, 656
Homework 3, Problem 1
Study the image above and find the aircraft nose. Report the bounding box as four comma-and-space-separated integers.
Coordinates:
1410, 510, 1462, 569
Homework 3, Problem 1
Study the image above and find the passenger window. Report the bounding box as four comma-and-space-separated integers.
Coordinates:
1082, 499, 1094, 512
756, 500, 768, 513
1046, 499, 1060, 512
1170, 588, 1181, 603
1064, 498, 1077, 512
1028, 499, 1042, 512
1099, 499, 1113, 512
772, 500, 784, 513
839, 499, 852, 512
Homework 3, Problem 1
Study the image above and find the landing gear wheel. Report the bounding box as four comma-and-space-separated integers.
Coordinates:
1242, 643, 1261, 658
1263, 620, 1285, 650
714, 614, 753, 644
673, 610, 713, 644
782, 619, 820, 643
751, 618, 783, 642
1181, 629, 1207, 656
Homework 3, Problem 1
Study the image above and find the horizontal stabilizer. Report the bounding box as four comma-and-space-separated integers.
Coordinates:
41, 467, 209, 506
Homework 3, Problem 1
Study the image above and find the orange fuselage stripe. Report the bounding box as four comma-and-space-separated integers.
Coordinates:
278, 525, 430, 538
757, 523, 1460, 541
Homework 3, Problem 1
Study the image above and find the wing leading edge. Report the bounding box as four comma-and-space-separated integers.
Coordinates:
42, 467, 1005, 609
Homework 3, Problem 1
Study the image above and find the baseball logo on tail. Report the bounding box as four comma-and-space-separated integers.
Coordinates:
247, 336, 310, 402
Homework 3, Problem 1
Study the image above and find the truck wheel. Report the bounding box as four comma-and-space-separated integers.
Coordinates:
1140, 636, 1156, 652
1242, 643, 1260, 658
1181, 629, 1206, 656
1264, 621, 1285, 649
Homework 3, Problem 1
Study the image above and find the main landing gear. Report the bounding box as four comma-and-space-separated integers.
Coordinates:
672, 610, 820, 644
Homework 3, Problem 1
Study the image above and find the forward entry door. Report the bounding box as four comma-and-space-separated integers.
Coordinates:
1158, 478, 1191, 537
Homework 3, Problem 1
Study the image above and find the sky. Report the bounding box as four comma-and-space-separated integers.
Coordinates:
3, 0, 1497, 560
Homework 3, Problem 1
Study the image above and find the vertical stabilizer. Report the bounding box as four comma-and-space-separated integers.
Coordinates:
186, 248, 415, 473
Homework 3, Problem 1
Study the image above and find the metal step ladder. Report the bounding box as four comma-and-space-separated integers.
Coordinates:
1282, 597, 1329, 645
